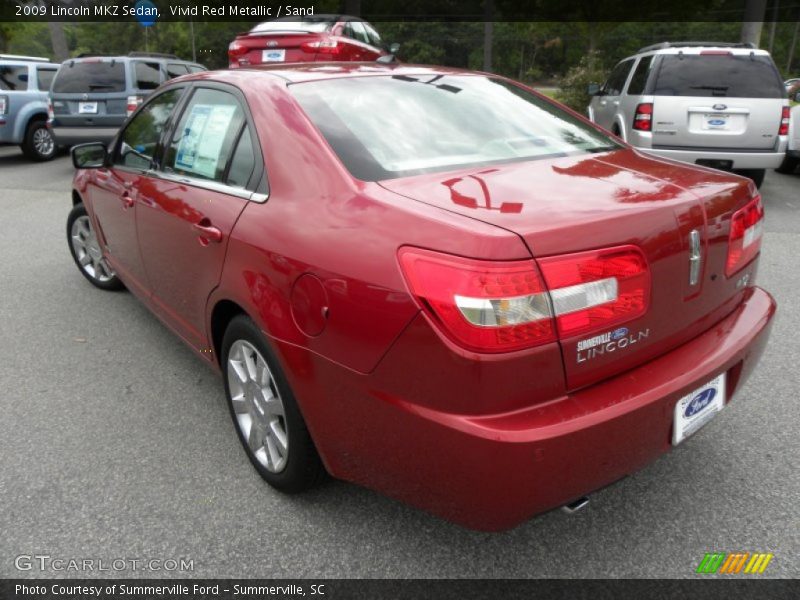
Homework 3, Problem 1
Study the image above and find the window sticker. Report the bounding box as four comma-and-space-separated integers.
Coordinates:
175, 103, 237, 179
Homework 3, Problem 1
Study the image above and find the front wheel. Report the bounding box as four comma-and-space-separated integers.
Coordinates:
21, 120, 56, 161
222, 315, 325, 493
67, 203, 124, 290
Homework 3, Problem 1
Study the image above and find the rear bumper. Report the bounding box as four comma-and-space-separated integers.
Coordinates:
52, 127, 118, 147
640, 146, 786, 170
297, 286, 775, 531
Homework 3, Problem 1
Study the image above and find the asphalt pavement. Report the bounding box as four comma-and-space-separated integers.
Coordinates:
0, 145, 798, 579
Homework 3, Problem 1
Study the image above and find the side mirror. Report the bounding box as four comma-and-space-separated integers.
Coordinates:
587, 83, 600, 96
389, 42, 400, 55
794, 91, 800, 103
72, 142, 108, 169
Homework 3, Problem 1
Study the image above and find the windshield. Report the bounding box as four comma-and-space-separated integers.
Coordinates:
291, 74, 619, 181
652, 54, 784, 98
52, 60, 126, 94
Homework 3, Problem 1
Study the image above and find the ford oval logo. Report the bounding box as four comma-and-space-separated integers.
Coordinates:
708, 119, 726, 126
712, 104, 727, 111
685, 388, 717, 418
610, 327, 628, 341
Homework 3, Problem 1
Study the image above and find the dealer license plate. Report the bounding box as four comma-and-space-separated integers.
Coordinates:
78, 102, 98, 114
672, 374, 725, 445
262, 49, 286, 62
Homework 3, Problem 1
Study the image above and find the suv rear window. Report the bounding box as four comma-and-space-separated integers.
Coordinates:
0, 65, 28, 91
652, 54, 784, 98
52, 61, 126, 93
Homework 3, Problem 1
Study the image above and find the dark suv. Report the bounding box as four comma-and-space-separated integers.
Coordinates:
50, 52, 205, 147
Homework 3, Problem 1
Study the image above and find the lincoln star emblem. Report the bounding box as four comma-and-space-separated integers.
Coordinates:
267, 41, 279, 47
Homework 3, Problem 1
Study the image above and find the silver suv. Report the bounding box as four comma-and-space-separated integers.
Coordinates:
588, 42, 789, 187
0, 54, 59, 161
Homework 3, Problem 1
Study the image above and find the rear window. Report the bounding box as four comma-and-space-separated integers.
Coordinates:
291, 75, 618, 181
0, 65, 28, 91
52, 61, 126, 94
653, 54, 784, 98
251, 19, 334, 34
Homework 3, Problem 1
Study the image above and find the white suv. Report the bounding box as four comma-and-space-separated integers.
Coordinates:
588, 42, 790, 187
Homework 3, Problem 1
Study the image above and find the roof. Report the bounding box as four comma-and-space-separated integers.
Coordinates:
230, 62, 473, 84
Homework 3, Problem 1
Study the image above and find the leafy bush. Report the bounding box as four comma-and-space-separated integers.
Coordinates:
555, 51, 607, 114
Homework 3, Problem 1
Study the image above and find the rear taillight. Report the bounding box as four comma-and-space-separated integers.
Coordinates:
126, 95, 143, 117
301, 40, 341, 55
538, 246, 650, 338
398, 245, 651, 353
632, 103, 653, 132
228, 40, 248, 62
726, 195, 764, 277
0, 95, 7, 116
779, 106, 790, 136
47, 100, 54, 122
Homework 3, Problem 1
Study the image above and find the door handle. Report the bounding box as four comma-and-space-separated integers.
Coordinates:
120, 193, 135, 209
612, 100, 620, 106
193, 220, 223, 245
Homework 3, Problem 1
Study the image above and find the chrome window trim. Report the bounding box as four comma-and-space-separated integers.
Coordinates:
148, 169, 269, 203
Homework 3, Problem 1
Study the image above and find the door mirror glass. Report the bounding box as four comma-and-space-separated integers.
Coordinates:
794, 91, 800, 103
389, 42, 400, 55
587, 83, 600, 96
72, 143, 107, 169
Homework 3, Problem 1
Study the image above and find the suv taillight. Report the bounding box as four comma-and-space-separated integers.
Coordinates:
632, 103, 653, 131
301, 40, 341, 55
47, 100, 54, 122
398, 245, 650, 353
726, 195, 764, 277
0, 95, 7, 116
779, 106, 790, 136
126, 95, 143, 117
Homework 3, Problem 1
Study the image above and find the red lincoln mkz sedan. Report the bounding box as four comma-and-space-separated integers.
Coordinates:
67, 64, 775, 531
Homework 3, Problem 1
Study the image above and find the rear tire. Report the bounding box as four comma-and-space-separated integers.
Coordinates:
775, 155, 799, 174
222, 315, 325, 493
735, 169, 766, 189
21, 120, 56, 161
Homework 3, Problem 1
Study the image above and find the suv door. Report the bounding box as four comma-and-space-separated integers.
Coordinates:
90, 87, 185, 295
591, 59, 634, 131
135, 85, 261, 350
649, 52, 786, 150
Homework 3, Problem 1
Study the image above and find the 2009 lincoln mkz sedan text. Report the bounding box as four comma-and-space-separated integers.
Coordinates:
66, 64, 775, 531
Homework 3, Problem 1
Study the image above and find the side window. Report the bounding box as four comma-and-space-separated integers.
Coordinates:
188, 65, 206, 74
603, 59, 634, 96
166, 63, 190, 80
164, 88, 246, 184
349, 21, 370, 44
226, 127, 256, 188
36, 68, 56, 91
134, 61, 162, 91
0, 65, 29, 91
364, 23, 382, 47
626, 56, 654, 96
115, 88, 183, 170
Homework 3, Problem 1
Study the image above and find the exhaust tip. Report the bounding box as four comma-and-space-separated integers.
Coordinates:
561, 496, 590, 514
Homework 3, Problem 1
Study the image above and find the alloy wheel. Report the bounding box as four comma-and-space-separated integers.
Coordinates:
70, 216, 115, 283
33, 127, 55, 157
227, 339, 289, 473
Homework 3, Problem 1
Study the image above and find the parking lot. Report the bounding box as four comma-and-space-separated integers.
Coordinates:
0, 145, 798, 578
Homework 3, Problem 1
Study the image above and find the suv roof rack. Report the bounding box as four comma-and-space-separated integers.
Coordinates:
637, 41, 756, 53
0, 53, 50, 63
128, 51, 179, 59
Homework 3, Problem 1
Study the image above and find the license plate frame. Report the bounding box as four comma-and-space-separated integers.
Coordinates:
672, 374, 726, 445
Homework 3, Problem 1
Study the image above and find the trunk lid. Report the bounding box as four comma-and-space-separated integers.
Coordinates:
233, 32, 322, 66
380, 149, 758, 390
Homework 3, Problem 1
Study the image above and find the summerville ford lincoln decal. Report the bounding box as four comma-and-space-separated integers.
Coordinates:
576, 327, 651, 363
